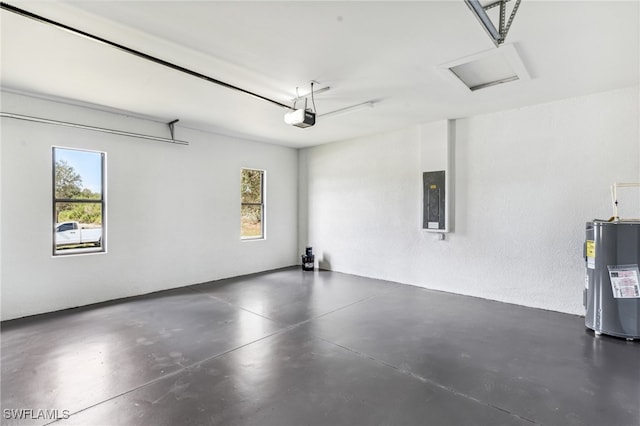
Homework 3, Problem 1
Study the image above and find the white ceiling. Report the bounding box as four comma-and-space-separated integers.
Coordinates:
1, 0, 638, 148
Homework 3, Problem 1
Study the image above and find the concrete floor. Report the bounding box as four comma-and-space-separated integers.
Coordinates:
2, 268, 639, 426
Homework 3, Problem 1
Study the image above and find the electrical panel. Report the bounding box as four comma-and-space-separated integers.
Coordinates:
423, 171, 446, 230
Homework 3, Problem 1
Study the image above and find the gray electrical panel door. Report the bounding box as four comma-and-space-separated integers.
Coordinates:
423, 171, 445, 230
584, 221, 640, 339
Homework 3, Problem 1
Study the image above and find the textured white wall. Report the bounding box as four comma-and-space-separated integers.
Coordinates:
3, 87, 638, 320
301, 86, 639, 315
1, 91, 299, 320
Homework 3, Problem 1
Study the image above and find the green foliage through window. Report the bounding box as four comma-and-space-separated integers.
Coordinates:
241, 169, 264, 239
53, 147, 105, 254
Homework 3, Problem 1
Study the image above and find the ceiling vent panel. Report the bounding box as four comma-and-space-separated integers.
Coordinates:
438, 44, 530, 92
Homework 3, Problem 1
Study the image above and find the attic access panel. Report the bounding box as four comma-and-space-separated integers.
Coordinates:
449, 54, 518, 91
438, 44, 530, 92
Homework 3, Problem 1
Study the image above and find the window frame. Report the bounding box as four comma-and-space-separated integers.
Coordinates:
52, 146, 106, 256
240, 168, 266, 240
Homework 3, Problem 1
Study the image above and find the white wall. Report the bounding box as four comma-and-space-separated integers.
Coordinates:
300, 86, 640, 315
1, 91, 299, 320
3, 87, 638, 320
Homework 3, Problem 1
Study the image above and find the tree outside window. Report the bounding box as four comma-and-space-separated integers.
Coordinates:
241, 168, 264, 239
53, 147, 105, 255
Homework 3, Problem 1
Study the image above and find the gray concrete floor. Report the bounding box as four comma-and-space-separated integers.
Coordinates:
2, 267, 639, 426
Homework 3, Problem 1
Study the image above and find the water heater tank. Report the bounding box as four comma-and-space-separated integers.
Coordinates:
584, 221, 640, 340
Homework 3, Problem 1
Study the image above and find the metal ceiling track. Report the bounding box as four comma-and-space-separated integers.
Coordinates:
0, 2, 293, 111
0, 112, 190, 145
465, 0, 522, 46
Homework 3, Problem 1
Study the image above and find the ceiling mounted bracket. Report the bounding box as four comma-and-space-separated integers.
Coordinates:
167, 119, 179, 141
464, 0, 522, 47
318, 101, 377, 119
292, 85, 330, 102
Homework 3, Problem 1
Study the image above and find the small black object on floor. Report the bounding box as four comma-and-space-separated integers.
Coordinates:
301, 246, 314, 271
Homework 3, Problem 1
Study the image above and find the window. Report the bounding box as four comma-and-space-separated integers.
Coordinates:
53, 147, 105, 255
240, 168, 265, 239
56, 222, 77, 232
